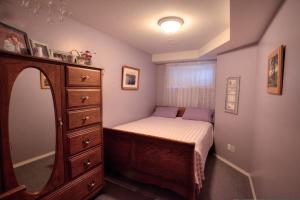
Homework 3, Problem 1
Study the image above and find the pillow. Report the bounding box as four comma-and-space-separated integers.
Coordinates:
182, 107, 214, 122
152, 106, 179, 118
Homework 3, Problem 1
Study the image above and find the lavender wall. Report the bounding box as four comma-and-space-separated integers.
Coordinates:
252, 0, 300, 197
215, 46, 257, 171
0, 1, 157, 128
216, 0, 300, 197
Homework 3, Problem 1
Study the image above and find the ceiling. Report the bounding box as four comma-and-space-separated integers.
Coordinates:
202, 0, 284, 60
69, 0, 230, 54
69, 0, 284, 63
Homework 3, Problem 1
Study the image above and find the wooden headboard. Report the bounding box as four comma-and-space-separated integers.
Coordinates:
153, 106, 214, 124
177, 107, 186, 117
153, 106, 186, 117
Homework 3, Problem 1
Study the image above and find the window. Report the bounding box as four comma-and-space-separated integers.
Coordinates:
157, 62, 216, 109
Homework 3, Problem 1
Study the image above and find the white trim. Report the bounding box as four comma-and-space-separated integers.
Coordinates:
248, 175, 257, 200
214, 154, 249, 176
214, 154, 257, 200
152, 28, 230, 63
13, 151, 55, 168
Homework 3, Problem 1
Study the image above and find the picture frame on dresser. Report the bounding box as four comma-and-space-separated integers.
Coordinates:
30, 39, 50, 58
51, 50, 72, 62
0, 22, 32, 55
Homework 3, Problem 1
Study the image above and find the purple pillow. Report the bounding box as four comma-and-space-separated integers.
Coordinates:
182, 107, 214, 122
152, 106, 178, 118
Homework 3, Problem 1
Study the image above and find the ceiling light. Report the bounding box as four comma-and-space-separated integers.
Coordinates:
158, 16, 184, 33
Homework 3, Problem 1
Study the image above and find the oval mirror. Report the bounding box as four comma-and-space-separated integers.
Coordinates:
9, 68, 56, 193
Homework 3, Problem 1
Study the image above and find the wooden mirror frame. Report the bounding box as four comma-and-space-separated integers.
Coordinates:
0, 57, 65, 199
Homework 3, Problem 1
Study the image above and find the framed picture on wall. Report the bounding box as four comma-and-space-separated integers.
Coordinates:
0, 22, 31, 55
267, 45, 285, 95
122, 66, 140, 90
40, 72, 50, 89
225, 77, 240, 114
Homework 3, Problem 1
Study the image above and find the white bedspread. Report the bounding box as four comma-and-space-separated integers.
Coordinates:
114, 116, 214, 190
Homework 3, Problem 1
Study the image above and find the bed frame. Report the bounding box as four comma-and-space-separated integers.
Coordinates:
103, 107, 197, 200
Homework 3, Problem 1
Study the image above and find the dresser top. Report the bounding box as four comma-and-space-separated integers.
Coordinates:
0, 50, 103, 70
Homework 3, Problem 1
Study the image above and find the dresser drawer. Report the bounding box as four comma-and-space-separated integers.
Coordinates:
68, 108, 101, 129
67, 66, 101, 87
43, 166, 103, 200
68, 147, 102, 178
67, 126, 102, 155
67, 89, 101, 108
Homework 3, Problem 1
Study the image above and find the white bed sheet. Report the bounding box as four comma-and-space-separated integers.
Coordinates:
114, 116, 214, 189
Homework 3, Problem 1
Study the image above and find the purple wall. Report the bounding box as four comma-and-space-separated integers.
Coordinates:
252, 0, 300, 197
0, 1, 157, 127
215, 46, 258, 171
216, 0, 300, 198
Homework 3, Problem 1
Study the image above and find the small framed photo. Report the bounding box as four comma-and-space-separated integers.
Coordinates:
30, 40, 50, 58
122, 66, 140, 90
0, 22, 31, 55
225, 77, 240, 114
40, 72, 50, 89
267, 45, 285, 95
51, 50, 72, 62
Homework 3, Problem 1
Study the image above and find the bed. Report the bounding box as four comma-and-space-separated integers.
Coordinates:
103, 108, 213, 200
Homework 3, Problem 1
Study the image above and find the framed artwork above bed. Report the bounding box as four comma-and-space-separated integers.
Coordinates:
122, 66, 140, 90
225, 77, 240, 115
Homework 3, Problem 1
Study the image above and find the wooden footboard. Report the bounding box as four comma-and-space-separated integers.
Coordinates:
103, 128, 196, 200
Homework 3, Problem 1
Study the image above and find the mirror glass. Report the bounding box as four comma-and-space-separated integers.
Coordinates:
9, 68, 56, 193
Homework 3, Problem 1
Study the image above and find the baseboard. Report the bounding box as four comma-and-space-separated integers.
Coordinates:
214, 154, 257, 200
214, 154, 249, 176
13, 151, 55, 168
248, 175, 257, 200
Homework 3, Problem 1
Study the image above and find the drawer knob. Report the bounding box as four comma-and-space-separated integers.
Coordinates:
81, 75, 90, 81
57, 118, 63, 126
82, 138, 91, 146
81, 96, 89, 101
82, 116, 90, 121
83, 159, 92, 168
88, 181, 96, 191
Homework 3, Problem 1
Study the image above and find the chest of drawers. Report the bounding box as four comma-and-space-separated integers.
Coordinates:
63, 66, 104, 198
0, 51, 104, 200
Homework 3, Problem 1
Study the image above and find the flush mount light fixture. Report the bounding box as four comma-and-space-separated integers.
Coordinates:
158, 16, 184, 33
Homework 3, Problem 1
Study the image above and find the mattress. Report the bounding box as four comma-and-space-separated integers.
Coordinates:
114, 116, 214, 190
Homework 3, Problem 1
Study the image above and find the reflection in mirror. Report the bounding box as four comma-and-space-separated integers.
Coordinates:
9, 68, 56, 193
